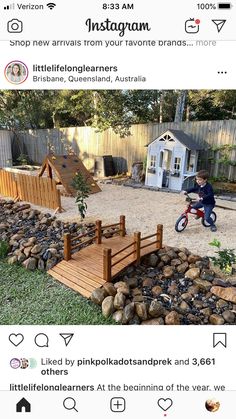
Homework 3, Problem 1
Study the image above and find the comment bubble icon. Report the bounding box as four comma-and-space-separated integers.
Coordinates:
34, 333, 49, 348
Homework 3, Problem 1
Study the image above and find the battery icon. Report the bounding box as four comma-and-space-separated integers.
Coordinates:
218, 3, 232, 8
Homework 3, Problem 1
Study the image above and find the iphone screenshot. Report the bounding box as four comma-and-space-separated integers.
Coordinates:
0, 0, 235, 417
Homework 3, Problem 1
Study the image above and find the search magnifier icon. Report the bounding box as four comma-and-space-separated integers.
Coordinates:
63, 397, 78, 412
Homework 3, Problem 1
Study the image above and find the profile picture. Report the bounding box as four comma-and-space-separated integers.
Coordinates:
205, 399, 220, 412
4, 60, 28, 84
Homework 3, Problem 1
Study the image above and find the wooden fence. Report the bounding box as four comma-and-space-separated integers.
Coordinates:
0, 169, 18, 199
0, 170, 61, 211
17, 120, 236, 181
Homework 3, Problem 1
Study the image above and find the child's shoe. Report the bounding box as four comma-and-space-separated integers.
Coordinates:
210, 225, 217, 232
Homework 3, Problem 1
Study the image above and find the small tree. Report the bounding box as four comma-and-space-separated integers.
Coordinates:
209, 238, 236, 274
71, 172, 90, 220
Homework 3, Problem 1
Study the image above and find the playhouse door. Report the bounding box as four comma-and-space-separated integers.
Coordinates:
157, 149, 172, 188
156, 150, 164, 188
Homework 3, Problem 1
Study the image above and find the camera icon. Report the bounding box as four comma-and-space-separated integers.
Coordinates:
7, 19, 23, 33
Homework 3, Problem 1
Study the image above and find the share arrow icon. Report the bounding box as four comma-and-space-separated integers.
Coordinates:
212, 19, 226, 33
60, 333, 74, 346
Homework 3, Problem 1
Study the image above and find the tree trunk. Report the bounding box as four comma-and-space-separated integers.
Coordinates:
174, 90, 187, 123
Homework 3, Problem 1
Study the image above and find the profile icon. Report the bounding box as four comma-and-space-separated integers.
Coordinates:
4, 60, 28, 84
205, 399, 220, 412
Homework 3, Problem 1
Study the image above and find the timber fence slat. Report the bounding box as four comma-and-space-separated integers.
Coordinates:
0, 170, 61, 210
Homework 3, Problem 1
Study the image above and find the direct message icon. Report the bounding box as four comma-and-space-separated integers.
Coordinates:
157, 398, 173, 412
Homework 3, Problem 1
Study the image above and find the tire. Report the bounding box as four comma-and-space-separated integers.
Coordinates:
201, 211, 217, 227
175, 215, 188, 232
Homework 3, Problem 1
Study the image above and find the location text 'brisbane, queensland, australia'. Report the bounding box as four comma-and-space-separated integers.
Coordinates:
85, 18, 151, 37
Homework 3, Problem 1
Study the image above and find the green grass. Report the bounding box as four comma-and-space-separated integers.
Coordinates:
0, 260, 115, 325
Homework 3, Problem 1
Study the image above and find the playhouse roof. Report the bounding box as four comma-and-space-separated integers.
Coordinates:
146, 129, 204, 150
38, 154, 101, 196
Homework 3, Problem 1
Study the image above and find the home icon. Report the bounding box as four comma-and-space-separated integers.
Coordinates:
16, 397, 31, 412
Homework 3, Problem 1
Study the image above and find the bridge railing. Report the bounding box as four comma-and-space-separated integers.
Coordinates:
103, 224, 163, 282
63, 215, 126, 261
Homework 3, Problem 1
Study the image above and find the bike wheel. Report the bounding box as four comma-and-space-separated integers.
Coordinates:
201, 211, 217, 227
175, 215, 188, 232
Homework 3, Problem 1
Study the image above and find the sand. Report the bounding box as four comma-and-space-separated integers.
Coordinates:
49, 184, 236, 258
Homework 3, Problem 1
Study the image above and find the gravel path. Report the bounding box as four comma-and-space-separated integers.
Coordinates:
53, 184, 236, 257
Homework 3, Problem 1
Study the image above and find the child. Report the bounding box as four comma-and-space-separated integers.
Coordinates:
183, 170, 217, 232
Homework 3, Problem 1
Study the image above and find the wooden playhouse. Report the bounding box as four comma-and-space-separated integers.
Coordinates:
145, 129, 204, 191
38, 154, 101, 196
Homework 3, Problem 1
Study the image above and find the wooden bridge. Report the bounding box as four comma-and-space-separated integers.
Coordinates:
48, 216, 163, 298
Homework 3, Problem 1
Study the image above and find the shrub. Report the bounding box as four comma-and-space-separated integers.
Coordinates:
71, 172, 90, 220
0, 241, 9, 259
209, 239, 236, 274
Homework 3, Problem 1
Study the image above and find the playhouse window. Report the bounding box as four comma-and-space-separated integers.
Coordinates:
186, 150, 195, 172
150, 155, 156, 167
174, 157, 181, 173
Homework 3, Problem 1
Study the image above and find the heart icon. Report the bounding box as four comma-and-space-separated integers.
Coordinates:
9, 333, 24, 347
157, 398, 173, 411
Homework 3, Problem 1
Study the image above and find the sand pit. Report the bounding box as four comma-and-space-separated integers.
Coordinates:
52, 184, 236, 258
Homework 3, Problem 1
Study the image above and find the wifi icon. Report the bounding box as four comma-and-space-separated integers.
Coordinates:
46, 2, 56, 9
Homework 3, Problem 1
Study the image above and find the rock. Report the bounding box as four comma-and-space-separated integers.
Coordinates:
193, 300, 204, 309
209, 314, 225, 325
103, 282, 117, 297
152, 285, 163, 297
38, 259, 45, 271
193, 278, 212, 291
133, 295, 144, 303
22, 257, 37, 270
112, 310, 123, 323
102, 296, 115, 318
148, 253, 159, 267
160, 254, 171, 264
171, 259, 181, 267
114, 281, 130, 296
200, 308, 212, 317
187, 314, 201, 324
185, 268, 200, 280
188, 254, 201, 264
47, 248, 58, 257
163, 266, 174, 278
141, 318, 164, 325
148, 300, 164, 317
181, 292, 193, 302
126, 277, 138, 288
178, 247, 190, 255
129, 315, 141, 325
31, 244, 42, 254
200, 269, 215, 282
165, 311, 181, 325
166, 249, 178, 259
114, 292, 126, 310
23, 246, 33, 258
17, 252, 26, 263
8, 256, 18, 264
187, 285, 200, 295
222, 310, 235, 323
210, 286, 236, 304
179, 301, 190, 311
122, 303, 135, 324
143, 278, 153, 287
178, 252, 188, 261
45, 257, 58, 270
177, 262, 189, 273
91, 288, 107, 305
216, 299, 228, 309
135, 302, 148, 320
168, 284, 179, 296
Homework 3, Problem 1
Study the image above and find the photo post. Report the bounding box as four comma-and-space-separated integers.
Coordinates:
0, 0, 235, 417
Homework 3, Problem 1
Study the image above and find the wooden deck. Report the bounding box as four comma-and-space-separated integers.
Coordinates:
48, 235, 161, 298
